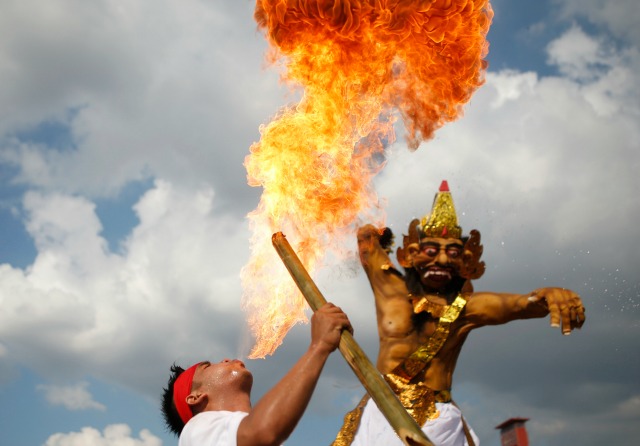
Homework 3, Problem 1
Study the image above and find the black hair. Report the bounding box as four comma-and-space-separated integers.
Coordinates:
378, 227, 395, 253
161, 363, 186, 436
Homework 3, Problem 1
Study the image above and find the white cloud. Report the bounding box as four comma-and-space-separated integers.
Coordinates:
547, 25, 608, 82
0, 0, 149, 133
37, 381, 106, 411
0, 179, 251, 391
44, 424, 161, 446
0, 0, 277, 198
558, 0, 640, 44
546, 24, 640, 118
488, 70, 538, 108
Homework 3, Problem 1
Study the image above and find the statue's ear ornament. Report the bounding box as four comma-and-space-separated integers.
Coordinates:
397, 219, 421, 268
460, 229, 485, 281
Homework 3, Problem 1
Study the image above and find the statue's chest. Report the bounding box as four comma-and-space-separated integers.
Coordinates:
413, 294, 467, 345
420, 316, 439, 338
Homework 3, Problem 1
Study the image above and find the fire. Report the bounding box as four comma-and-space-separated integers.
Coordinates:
242, 0, 493, 357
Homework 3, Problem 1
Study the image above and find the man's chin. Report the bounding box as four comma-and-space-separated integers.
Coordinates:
234, 369, 254, 389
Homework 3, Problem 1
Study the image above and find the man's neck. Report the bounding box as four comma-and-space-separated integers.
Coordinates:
207, 392, 252, 413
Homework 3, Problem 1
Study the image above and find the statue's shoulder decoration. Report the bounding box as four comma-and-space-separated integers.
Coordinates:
396, 180, 486, 291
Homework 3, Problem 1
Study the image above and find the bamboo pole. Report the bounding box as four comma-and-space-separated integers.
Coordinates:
272, 232, 433, 446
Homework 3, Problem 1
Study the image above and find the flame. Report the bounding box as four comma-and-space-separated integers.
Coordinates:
242, 0, 493, 358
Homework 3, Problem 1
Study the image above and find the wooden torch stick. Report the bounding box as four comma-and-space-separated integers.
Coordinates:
272, 232, 433, 446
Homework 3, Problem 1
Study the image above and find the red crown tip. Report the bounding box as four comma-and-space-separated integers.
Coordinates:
439, 180, 450, 192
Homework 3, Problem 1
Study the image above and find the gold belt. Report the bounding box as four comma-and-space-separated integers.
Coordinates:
331, 385, 452, 446
385, 374, 452, 426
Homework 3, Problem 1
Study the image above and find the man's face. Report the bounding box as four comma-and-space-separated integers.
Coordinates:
410, 237, 464, 291
192, 359, 253, 393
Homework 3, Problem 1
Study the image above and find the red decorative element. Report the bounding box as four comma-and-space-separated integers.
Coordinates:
441, 227, 448, 236
439, 180, 450, 192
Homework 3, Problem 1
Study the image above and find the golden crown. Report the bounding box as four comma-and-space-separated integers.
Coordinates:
420, 180, 462, 239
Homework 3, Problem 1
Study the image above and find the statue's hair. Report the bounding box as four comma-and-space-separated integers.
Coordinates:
378, 227, 395, 253
161, 363, 186, 436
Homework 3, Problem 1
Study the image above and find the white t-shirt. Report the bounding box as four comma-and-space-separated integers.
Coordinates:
351, 401, 479, 446
179, 411, 249, 446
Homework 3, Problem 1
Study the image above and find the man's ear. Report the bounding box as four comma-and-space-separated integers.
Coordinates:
186, 391, 207, 409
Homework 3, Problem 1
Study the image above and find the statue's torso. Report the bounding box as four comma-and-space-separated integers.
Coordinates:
379, 295, 468, 390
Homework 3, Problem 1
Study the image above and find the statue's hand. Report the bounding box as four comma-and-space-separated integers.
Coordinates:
357, 224, 380, 257
357, 224, 382, 244
529, 288, 586, 335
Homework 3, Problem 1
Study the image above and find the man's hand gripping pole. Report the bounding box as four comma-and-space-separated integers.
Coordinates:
272, 232, 433, 446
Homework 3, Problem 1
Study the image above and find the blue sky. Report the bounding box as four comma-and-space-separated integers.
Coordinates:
1, 1, 639, 445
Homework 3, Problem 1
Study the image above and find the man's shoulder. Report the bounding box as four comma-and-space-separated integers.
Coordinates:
179, 411, 249, 446
187, 410, 249, 429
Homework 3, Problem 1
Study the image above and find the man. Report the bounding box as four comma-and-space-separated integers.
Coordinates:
333, 180, 585, 446
163, 302, 352, 446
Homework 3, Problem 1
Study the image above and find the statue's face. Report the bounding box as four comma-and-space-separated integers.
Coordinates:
408, 237, 464, 291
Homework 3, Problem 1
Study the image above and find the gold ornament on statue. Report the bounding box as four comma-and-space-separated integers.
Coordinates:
421, 180, 462, 239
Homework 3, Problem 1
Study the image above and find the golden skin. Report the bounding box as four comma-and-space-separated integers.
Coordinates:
357, 224, 585, 391
357, 227, 417, 373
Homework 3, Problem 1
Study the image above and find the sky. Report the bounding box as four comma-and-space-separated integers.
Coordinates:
0, 0, 638, 445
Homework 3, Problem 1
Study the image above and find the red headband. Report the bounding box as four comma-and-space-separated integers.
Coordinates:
173, 363, 200, 424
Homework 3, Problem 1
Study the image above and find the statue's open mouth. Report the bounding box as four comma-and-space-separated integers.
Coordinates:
423, 268, 452, 283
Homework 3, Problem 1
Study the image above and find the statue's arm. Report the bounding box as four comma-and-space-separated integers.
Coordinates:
357, 225, 408, 300
465, 287, 585, 334
358, 225, 417, 374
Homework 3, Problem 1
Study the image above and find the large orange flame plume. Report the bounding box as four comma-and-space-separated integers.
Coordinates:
242, 0, 493, 358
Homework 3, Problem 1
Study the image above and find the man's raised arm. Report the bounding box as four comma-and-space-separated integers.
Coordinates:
237, 303, 352, 446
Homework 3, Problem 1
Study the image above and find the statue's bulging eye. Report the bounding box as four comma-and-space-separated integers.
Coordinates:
447, 247, 461, 258
423, 246, 438, 256
421, 244, 462, 258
